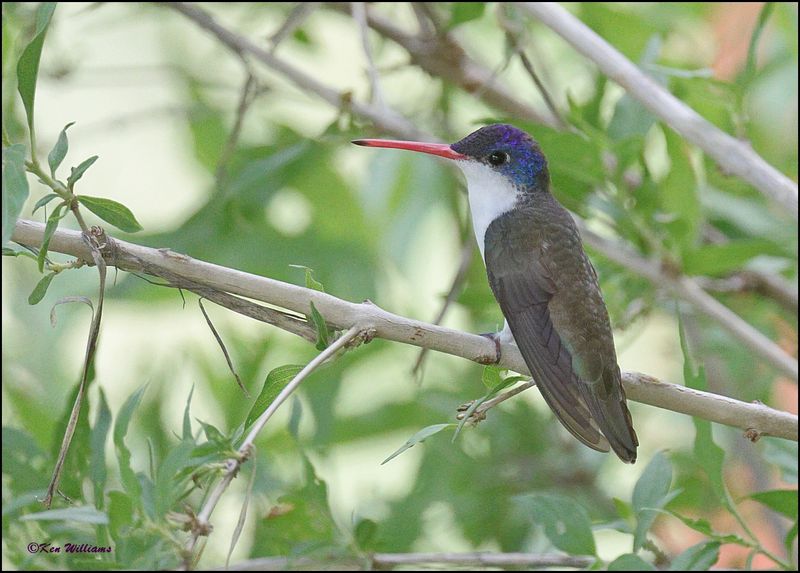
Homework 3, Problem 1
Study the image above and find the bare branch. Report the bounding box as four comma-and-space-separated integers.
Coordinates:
12, 219, 798, 442
351, 2, 386, 108
521, 2, 798, 218
576, 219, 798, 381
161, 2, 428, 141
267, 2, 320, 52
182, 326, 364, 566
221, 551, 594, 571
327, 2, 563, 129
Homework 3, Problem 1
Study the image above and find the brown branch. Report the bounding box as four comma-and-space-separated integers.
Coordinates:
12, 219, 798, 442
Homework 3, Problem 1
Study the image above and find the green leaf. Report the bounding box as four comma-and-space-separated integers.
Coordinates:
763, 438, 797, 484
662, 509, 749, 546
114, 386, 148, 504
48, 121, 75, 177
290, 264, 325, 292
36, 201, 65, 272
354, 518, 379, 550
182, 385, 195, 441
750, 489, 798, 520
382, 423, 455, 465
683, 240, 785, 277
154, 439, 195, 518
662, 130, 701, 254
481, 365, 503, 389
309, 301, 329, 350
632, 451, 674, 551
448, 2, 486, 28
246, 364, 304, 429
608, 553, 657, 571
27, 271, 55, 305
2, 143, 29, 246
21, 506, 108, 524
67, 155, 99, 189
77, 194, 143, 232
32, 192, 59, 214
107, 490, 133, 541
669, 540, 720, 571
90, 389, 112, 510
525, 494, 597, 556
16, 2, 57, 144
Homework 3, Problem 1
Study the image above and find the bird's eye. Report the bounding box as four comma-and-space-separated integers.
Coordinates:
488, 151, 510, 166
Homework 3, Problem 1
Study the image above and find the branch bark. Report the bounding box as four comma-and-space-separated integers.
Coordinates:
12, 219, 798, 442
522, 2, 798, 218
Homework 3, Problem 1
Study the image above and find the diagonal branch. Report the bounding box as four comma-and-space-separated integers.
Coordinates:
521, 2, 798, 218
163, 1, 796, 380
12, 219, 798, 442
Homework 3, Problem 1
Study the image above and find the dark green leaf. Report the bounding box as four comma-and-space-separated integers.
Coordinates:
32, 192, 59, 213
309, 301, 329, 350
382, 423, 455, 465
608, 553, 657, 571
67, 155, 99, 189
525, 494, 596, 556
750, 489, 798, 520
154, 439, 195, 517
48, 121, 75, 177
449, 2, 486, 28
632, 451, 674, 551
354, 518, 378, 550
2, 143, 29, 246
77, 194, 143, 233
36, 201, 65, 272
669, 540, 720, 571
107, 490, 133, 541
16, 3, 57, 143
27, 271, 55, 305
21, 506, 108, 524
246, 364, 304, 429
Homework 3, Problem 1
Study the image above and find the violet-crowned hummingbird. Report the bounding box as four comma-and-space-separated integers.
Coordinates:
353, 124, 638, 463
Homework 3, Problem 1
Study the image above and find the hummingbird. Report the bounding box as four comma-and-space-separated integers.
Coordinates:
353, 124, 638, 463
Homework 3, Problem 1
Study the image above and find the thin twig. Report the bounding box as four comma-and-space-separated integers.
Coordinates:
13, 219, 798, 442
497, 4, 567, 129
351, 2, 386, 108
214, 67, 258, 188
267, 2, 320, 52
521, 2, 798, 218
181, 326, 363, 567
198, 298, 249, 397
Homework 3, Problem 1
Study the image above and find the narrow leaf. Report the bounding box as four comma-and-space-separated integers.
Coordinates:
669, 540, 720, 571
632, 451, 673, 551
21, 506, 108, 525
32, 192, 59, 214
309, 301, 329, 350
2, 144, 29, 246
16, 3, 57, 142
382, 423, 455, 465
246, 365, 304, 428
750, 489, 798, 520
114, 386, 148, 504
67, 155, 99, 189
90, 389, 112, 510
290, 264, 325, 292
36, 202, 65, 272
48, 121, 75, 177
77, 194, 143, 233
28, 271, 55, 305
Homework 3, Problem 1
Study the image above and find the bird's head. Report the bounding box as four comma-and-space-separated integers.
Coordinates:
352, 123, 550, 195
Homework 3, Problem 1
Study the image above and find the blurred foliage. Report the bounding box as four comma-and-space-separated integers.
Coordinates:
2, 2, 798, 571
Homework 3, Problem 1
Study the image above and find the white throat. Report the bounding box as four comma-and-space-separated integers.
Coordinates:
456, 161, 520, 260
